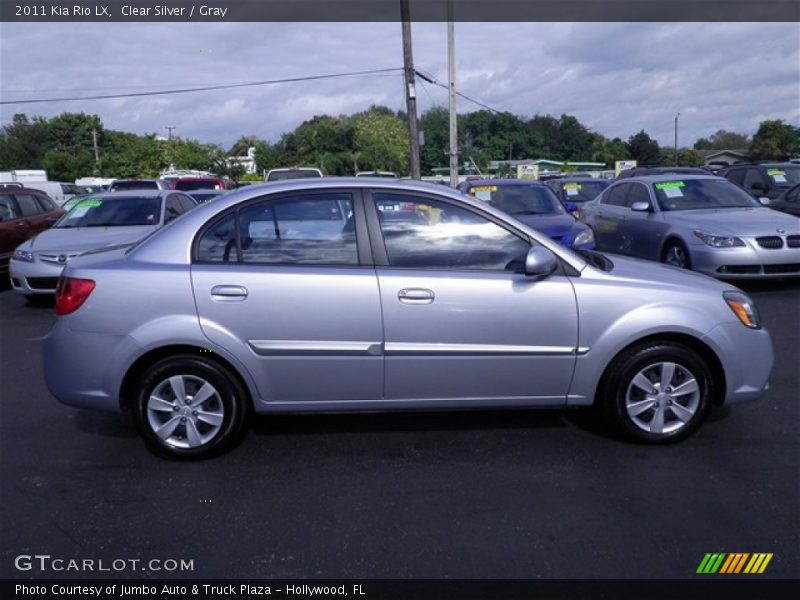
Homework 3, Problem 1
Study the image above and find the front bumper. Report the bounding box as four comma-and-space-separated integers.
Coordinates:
9, 256, 67, 294
702, 321, 773, 405
688, 238, 800, 279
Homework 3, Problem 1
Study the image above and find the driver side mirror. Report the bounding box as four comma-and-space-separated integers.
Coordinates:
630, 201, 651, 212
524, 246, 558, 279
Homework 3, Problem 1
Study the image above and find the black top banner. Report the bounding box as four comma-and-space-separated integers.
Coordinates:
1, 0, 799, 22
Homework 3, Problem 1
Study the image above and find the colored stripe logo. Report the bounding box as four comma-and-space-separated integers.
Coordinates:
696, 553, 773, 574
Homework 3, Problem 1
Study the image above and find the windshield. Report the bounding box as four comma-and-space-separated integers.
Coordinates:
653, 179, 760, 211
467, 184, 566, 215
56, 197, 162, 227
175, 179, 221, 191
766, 166, 800, 187
559, 180, 609, 203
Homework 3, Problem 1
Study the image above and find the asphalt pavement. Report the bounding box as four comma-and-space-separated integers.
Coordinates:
0, 280, 797, 579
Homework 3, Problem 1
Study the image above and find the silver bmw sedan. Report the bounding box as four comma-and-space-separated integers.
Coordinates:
580, 174, 800, 278
43, 178, 773, 458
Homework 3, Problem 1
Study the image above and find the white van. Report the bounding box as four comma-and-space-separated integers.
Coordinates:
23, 181, 86, 206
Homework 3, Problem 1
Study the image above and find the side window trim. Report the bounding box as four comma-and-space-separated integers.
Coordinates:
192, 188, 373, 267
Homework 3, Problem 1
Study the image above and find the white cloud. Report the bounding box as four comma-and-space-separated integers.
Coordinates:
1, 21, 797, 153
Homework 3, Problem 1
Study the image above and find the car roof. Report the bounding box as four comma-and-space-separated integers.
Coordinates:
616, 174, 723, 183
79, 190, 168, 200
462, 178, 547, 187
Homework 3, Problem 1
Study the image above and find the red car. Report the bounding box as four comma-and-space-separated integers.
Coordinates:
173, 177, 227, 192
0, 187, 64, 277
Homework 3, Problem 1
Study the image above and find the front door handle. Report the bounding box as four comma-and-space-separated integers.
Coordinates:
398, 288, 435, 305
211, 285, 248, 301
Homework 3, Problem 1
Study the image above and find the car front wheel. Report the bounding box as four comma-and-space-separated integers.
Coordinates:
133, 356, 249, 459
662, 241, 691, 269
600, 343, 712, 443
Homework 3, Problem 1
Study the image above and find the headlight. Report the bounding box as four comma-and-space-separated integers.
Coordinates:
723, 291, 761, 329
12, 249, 34, 262
572, 228, 595, 246
694, 230, 745, 248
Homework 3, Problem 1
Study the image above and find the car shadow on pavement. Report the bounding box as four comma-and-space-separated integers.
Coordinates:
250, 408, 571, 437
74, 409, 138, 439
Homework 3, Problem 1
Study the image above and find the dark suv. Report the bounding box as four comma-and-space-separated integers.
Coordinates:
0, 187, 64, 277
717, 162, 800, 202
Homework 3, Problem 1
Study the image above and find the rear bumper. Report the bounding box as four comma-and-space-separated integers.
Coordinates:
43, 320, 139, 413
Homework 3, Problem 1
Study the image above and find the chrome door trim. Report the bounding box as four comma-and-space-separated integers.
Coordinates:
385, 342, 586, 356
248, 340, 383, 356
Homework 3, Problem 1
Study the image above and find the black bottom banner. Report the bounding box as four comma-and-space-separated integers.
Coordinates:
2, 579, 797, 600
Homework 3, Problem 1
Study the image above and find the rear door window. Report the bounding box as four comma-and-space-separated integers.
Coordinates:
15, 193, 45, 216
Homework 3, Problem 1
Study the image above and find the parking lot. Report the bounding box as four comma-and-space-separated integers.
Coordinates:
0, 279, 797, 579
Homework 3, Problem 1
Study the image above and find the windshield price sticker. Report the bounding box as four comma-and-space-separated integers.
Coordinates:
768, 169, 787, 183
655, 181, 685, 190
76, 199, 102, 209
471, 186, 497, 193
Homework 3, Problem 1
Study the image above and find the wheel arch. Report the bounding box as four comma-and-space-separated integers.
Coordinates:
119, 344, 254, 412
596, 332, 727, 407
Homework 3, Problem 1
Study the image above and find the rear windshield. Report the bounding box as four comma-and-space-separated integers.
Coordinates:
466, 184, 566, 215
559, 180, 609, 203
175, 180, 222, 191
189, 192, 223, 203
653, 179, 760, 211
111, 180, 159, 191
56, 197, 162, 227
267, 170, 322, 181
766, 166, 800, 187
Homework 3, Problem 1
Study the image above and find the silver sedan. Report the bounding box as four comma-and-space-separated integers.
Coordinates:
43, 179, 773, 458
580, 174, 800, 278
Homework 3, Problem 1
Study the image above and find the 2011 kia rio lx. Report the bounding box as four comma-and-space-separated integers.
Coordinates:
43, 179, 773, 459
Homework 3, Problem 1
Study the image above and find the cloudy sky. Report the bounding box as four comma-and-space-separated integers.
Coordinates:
1, 21, 798, 155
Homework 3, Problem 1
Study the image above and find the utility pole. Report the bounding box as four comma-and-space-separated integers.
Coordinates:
92, 128, 100, 174
674, 112, 680, 166
447, 0, 458, 187
400, 0, 421, 179
165, 125, 176, 140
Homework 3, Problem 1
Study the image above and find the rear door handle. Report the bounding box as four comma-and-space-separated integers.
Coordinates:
211, 285, 248, 301
398, 288, 435, 305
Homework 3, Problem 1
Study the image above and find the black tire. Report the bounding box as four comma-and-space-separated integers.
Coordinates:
599, 343, 712, 444
133, 355, 250, 459
661, 240, 691, 270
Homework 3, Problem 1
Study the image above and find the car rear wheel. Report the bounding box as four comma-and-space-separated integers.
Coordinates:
133, 356, 249, 459
662, 241, 691, 269
600, 343, 712, 443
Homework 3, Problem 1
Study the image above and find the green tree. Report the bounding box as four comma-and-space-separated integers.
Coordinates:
693, 129, 750, 151
419, 106, 449, 175
0, 113, 50, 170
351, 109, 409, 175
749, 120, 800, 160
626, 130, 661, 165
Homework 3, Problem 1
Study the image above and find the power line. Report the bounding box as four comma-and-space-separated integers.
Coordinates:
0, 67, 404, 106
415, 68, 504, 114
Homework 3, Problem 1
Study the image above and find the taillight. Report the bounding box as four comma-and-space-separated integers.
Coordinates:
55, 277, 95, 315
